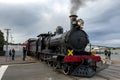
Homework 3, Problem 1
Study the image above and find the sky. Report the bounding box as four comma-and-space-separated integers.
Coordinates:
0, 0, 120, 47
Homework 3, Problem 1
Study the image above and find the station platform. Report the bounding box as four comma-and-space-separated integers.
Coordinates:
0, 56, 37, 65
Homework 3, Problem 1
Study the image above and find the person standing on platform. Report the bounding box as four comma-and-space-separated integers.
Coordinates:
104, 49, 108, 59
12, 48, 15, 60
91, 48, 96, 56
9, 49, 12, 57
23, 47, 26, 61
108, 49, 111, 60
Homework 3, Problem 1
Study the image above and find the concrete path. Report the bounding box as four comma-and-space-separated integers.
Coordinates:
0, 56, 37, 65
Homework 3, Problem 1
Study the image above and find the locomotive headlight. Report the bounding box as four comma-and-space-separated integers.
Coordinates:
77, 19, 84, 28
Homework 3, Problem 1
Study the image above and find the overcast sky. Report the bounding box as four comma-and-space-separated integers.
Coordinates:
0, 0, 120, 47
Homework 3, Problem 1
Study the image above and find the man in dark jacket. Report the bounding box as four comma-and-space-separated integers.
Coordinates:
9, 49, 12, 57
12, 48, 15, 60
23, 47, 26, 61
104, 49, 108, 59
108, 49, 111, 60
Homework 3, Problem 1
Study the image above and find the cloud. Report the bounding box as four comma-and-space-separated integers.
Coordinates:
0, 0, 120, 47
0, 0, 70, 43
77, 0, 120, 47
0, 0, 45, 4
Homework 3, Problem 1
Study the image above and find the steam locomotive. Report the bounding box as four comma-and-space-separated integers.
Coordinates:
26, 15, 101, 77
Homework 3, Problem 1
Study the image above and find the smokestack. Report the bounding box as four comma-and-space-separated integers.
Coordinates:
69, 15, 78, 29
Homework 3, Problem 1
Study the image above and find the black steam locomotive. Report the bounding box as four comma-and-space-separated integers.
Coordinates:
26, 15, 101, 77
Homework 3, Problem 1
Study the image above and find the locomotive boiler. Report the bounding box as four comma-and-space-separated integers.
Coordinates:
42, 15, 89, 55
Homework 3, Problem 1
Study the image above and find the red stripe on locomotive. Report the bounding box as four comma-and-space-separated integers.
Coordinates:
64, 56, 101, 63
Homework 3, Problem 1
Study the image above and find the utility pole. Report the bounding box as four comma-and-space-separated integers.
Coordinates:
10, 35, 13, 49
11, 35, 13, 44
4, 29, 11, 61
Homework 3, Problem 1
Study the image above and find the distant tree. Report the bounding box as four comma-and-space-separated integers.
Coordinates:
0, 30, 5, 51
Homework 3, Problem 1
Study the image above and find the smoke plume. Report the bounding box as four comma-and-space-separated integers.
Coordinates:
70, 0, 95, 15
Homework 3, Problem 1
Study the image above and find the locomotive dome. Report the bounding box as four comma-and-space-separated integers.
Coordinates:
56, 26, 63, 35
